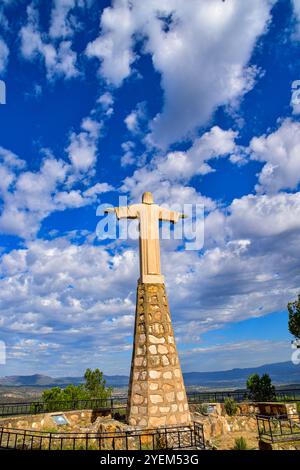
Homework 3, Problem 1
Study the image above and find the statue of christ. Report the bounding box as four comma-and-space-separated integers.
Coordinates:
105, 192, 185, 283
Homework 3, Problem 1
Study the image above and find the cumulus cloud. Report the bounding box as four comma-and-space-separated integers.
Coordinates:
0, 144, 113, 239
0, 38, 8, 74
49, 0, 77, 39
0, 157, 69, 238
120, 125, 237, 208
1, 187, 299, 373
250, 119, 300, 193
86, 0, 274, 147
229, 191, 300, 239
97, 91, 114, 116
67, 117, 102, 172
83, 182, 114, 197
120, 141, 136, 167
161, 191, 300, 331
121, 165, 215, 211
86, 0, 135, 86
0, 236, 138, 373
156, 126, 238, 181
0, 84, 116, 239
124, 102, 147, 134
20, 3, 79, 80
291, 0, 300, 39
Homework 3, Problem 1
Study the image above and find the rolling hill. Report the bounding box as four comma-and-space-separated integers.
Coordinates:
0, 361, 299, 389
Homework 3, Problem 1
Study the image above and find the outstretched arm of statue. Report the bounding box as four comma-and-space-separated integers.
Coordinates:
104, 205, 139, 220
159, 208, 187, 223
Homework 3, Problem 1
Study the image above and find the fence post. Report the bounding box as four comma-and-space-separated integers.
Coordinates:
289, 417, 293, 435
22, 430, 27, 450
269, 418, 273, 443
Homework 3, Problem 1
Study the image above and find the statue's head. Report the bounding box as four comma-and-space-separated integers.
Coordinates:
142, 191, 154, 204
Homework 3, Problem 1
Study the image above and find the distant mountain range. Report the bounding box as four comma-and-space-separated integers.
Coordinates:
0, 361, 299, 389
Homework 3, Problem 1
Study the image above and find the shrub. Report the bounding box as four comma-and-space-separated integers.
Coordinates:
196, 404, 209, 415
233, 437, 248, 450
224, 397, 238, 416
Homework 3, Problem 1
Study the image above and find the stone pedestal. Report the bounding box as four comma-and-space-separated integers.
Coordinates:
126, 282, 191, 428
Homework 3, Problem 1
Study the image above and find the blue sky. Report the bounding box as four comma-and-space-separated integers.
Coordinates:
0, 0, 299, 377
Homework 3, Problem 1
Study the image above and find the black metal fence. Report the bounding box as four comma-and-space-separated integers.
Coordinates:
188, 388, 300, 404
188, 390, 248, 403
0, 422, 205, 450
257, 414, 300, 443
0, 388, 299, 418
0, 397, 127, 417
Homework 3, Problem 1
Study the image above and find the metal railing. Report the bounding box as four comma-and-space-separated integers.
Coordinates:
0, 388, 299, 418
188, 388, 300, 403
257, 414, 300, 443
0, 422, 205, 450
0, 397, 127, 417
187, 390, 248, 403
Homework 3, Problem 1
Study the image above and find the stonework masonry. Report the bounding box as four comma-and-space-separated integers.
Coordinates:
126, 282, 191, 428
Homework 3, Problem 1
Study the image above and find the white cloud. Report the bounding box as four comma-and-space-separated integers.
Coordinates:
0, 187, 299, 374
229, 191, 300, 238
97, 91, 114, 116
83, 182, 114, 197
0, 144, 113, 239
120, 141, 136, 167
156, 126, 237, 181
0, 157, 69, 238
124, 102, 146, 134
0, 85, 115, 239
49, 0, 77, 39
121, 165, 215, 211
292, 0, 300, 39
0, 37, 8, 73
124, 111, 138, 133
87, 0, 275, 147
20, 4, 79, 80
54, 189, 87, 208
120, 125, 237, 209
86, 0, 135, 86
0, 147, 26, 169
250, 119, 300, 193
67, 117, 101, 172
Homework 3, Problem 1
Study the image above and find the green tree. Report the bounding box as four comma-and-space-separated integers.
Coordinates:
288, 295, 300, 339
246, 373, 275, 402
84, 368, 110, 398
42, 368, 112, 407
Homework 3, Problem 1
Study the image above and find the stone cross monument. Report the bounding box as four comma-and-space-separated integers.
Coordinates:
105, 192, 191, 427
